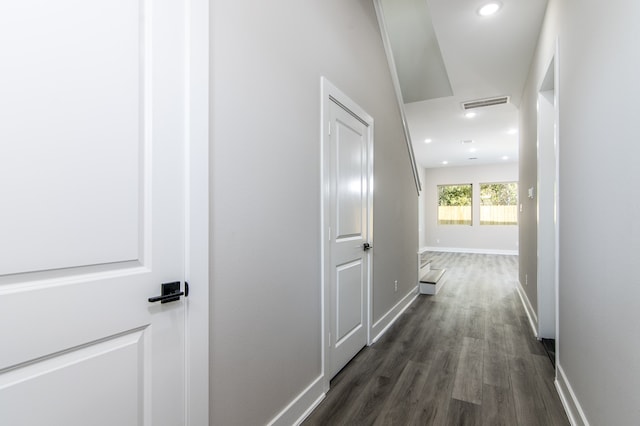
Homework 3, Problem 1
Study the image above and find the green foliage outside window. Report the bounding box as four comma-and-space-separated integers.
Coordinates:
480, 182, 518, 225
438, 184, 472, 225
480, 183, 518, 206
438, 184, 472, 206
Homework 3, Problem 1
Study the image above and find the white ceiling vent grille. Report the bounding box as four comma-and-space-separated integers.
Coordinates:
461, 96, 510, 110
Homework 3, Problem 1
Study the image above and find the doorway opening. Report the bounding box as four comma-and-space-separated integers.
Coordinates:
536, 48, 559, 368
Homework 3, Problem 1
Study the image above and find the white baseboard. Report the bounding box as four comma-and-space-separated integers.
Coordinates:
267, 375, 325, 426
556, 364, 590, 426
370, 286, 418, 344
422, 246, 518, 256
515, 280, 538, 338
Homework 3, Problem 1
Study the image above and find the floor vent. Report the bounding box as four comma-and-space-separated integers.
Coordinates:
461, 96, 510, 110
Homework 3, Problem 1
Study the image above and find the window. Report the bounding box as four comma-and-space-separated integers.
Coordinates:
438, 184, 472, 225
480, 182, 518, 225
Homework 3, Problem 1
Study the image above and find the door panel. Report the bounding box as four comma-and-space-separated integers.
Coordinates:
336, 260, 364, 345
0, 0, 142, 275
329, 99, 371, 379
0, 329, 146, 426
336, 119, 365, 238
0, 1, 187, 425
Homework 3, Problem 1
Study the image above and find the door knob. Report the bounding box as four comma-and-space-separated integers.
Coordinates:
148, 281, 187, 304
363, 242, 373, 251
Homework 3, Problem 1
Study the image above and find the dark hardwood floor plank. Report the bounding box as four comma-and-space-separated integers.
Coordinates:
452, 336, 484, 405
409, 299, 446, 364
437, 304, 467, 355
373, 310, 415, 352
485, 312, 508, 354
394, 302, 434, 356
531, 354, 570, 425
463, 306, 487, 340
339, 341, 416, 424
372, 360, 430, 426
509, 355, 551, 426
407, 348, 458, 425
481, 383, 518, 426
504, 323, 531, 358
499, 290, 521, 326
446, 398, 483, 426
483, 342, 510, 389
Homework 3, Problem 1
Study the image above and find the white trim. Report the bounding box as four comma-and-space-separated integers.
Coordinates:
184, 0, 209, 424
422, 246, 518, 256
294, 393, 325, 426
516, 280, 538, 338
319, 77, 328, 393
556, 365, 589, 426
371, 287, 418, 344
553, 36, 561, 374
265, 376, 325, 426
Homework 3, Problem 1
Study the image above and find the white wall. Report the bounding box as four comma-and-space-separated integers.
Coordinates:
520, 0, 640, 424
421, 163, 518, 254
210, 0, 418, 424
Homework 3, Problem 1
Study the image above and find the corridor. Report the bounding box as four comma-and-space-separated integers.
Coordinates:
304, 252, 568, 425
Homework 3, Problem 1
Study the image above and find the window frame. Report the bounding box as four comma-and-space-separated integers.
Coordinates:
479, 181, 518, 226
437, 183, 473, 226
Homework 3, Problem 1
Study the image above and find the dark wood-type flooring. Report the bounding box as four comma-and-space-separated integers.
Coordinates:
303, 252, 569, 426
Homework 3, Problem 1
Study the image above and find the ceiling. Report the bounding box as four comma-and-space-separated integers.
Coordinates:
379, 0, 548, 169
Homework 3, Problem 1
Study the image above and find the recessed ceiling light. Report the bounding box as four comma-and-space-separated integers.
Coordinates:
469, 147, 477, 153
478, 2, 501, 17
442, 160, 449, 165
464, 112, 477, 118
507, 128, 518, 135
424, 138, 432, 144
502, 155, 509, 160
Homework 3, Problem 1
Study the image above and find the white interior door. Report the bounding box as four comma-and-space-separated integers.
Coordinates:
0, 1, 189, 425
326, 88, 373, 380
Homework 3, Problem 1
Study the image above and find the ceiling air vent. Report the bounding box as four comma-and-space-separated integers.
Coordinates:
461, 96, 510, 110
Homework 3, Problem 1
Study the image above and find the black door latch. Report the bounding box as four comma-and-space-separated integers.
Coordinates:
148, 281, 188, 304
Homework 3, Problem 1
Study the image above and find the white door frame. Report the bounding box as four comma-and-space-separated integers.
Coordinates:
535, 39, 560, 363
185, 0, 209, 423
320, 77, 374, 392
